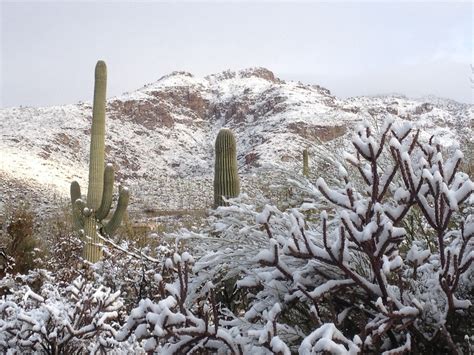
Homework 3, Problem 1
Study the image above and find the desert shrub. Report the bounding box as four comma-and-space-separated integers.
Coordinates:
93, 243, 169, 314
0, 202, 40, 276
120, 118, 473, 354
1, 118, 472, 354
0, 273, 142, 354
48, 217, 85, 283
117, 251, 247, 354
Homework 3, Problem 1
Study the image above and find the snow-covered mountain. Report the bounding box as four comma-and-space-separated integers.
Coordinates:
1, 67, 472, 212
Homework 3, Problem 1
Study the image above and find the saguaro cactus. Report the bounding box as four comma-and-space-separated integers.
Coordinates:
213, 129, 240, 208
303, 148, 309, 177
70, 61, 129, 262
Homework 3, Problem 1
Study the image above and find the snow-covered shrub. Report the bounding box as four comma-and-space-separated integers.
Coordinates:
133, 119, 472, 354
42, 229, 84, 285
5, 118, 469, 353
0, 274, 140, 354
92, 238, 172, 313
118, 251, 246, 354
246, 119, 473, 353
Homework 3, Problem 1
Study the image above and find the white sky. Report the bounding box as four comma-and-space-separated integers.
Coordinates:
1, 1, 472, 107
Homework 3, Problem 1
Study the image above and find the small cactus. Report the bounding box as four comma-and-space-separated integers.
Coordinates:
214, 129, 240, 208
70, 61, 129, 262
303, 149, 309, 177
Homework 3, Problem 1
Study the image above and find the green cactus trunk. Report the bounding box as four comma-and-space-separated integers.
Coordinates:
303, 149, 309, 177
83, 215, 101, 262
87, 61, 107, 210
214, 129, 240, 208
70, 61, 129, 263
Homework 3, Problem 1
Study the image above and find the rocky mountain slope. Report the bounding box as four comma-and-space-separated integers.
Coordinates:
1, 68, 472, 212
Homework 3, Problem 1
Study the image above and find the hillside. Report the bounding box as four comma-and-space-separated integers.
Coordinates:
1, 68, 472, 213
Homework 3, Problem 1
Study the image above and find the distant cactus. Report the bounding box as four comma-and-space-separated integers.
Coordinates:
303, 149, 309, 177
70, 61, 129, 262
213, 129, 240, 208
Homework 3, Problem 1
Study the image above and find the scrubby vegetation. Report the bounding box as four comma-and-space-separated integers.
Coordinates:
0, 117, 472, 354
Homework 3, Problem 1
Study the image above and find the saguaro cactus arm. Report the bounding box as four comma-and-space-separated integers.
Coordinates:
70, 180, 82, 205
96, 164, 115, 220
72, 199, 86, 230
103, 187, 130, 236
70, 181, 84, 229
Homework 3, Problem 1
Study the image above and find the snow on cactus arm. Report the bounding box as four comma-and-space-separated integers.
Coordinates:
452, 296, 472, 310
316, 178, 351, 209
352, 134, 373, 160
381, 334, 411, 355
406, 244, 430, 265
453, 179, 474, 204
270, 336, 291, 355
299, 323, 360, 355
256, 205, 276, 224
308, 280, 355, 299
444, 150, 463, 184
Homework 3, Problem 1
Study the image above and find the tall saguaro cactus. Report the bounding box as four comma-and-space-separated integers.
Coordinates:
70, 61, 129, 262
213, 129, 240, 208
303, 148, 309, 177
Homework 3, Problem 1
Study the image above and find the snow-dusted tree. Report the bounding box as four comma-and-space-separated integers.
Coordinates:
0, 275, 139, 354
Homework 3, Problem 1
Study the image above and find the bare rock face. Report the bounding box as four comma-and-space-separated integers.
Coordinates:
108, 99, 173, 129
244, 152, 260, 167
414, 103, 434, 114
109, 88, 212, 129
287, 122, 347, 142
206, 67, 281, 83
224, 102, 251, 124
239, 67, 282, 83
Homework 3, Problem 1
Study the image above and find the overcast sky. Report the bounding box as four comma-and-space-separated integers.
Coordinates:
1, 1, 472, 108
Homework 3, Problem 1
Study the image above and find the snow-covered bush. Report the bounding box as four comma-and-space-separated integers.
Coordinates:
0, 213, 168, 352
124, 119, 472, 354
92, 237, 172, 313
1, 119, 471, 353
118, 251, 246, 354
244, 119, 473, 353
0, 274, 140, 354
